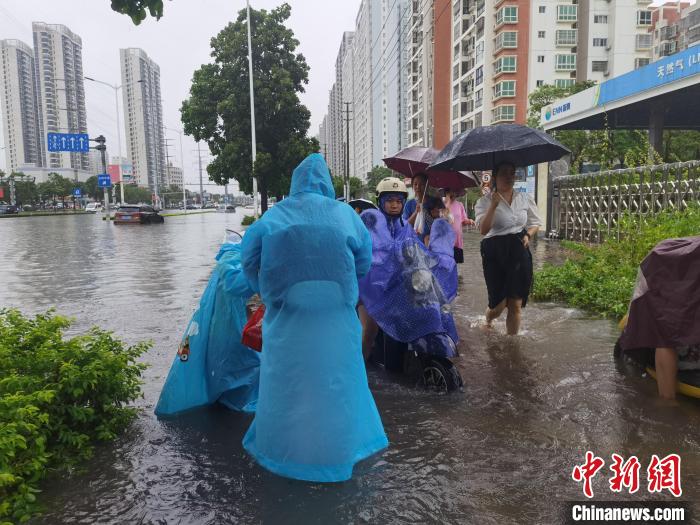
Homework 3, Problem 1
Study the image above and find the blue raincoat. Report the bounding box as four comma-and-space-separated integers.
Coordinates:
240, 153, 388, 483
358, 209, 458, 348
155, 241, 260, 417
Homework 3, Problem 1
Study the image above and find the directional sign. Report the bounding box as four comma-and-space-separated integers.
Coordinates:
97, 174, 112, 188
47, 133, 90, 153
73, 188, 82, 197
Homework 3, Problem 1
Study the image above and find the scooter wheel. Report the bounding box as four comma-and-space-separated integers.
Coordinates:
422, 358, 462, 393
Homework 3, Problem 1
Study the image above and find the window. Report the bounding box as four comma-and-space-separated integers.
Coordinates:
536, 80, 544, 87
555, 79, 575, 88
492, 104, 515, 123
538, 6, 546, 13
556, 4, 577, 22
592, 60, 608, 72
494, 55, 517, 74
494, 80, 516, 99
555, 54, 576, 71
593, 38, 608, 47
637, 10, 652, 26
538, 31, 546, 38
594, 14, 608, 23
496, 6, 518, 25
475, 89, 483, 107
495, 31, 518, 50
475, 65, 483, 85
476, 41, 484, 62
636, 34, 652, 49
635, 57, 650, 69
556, 29, 578, 46
537, 55, 545, 63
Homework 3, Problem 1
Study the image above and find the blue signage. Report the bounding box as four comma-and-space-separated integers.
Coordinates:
73, 188, 81, 197
97, 174, 112, 188
598, 46, 700, 106
47, 133, 89, 153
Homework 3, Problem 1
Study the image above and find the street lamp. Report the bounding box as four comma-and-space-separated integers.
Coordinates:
164, 125, 188, 214
84, 76, 125, 204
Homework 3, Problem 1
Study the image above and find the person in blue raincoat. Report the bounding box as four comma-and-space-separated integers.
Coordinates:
240, 153, 388, 483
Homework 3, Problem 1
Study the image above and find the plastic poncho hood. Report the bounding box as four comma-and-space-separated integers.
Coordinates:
240, 153, 388, 483
289, 153, 335, 198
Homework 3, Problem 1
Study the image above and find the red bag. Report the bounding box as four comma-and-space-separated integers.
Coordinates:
241, 304, 265, 351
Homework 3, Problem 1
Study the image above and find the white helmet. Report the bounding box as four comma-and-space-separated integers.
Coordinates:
376, 177, 408, 197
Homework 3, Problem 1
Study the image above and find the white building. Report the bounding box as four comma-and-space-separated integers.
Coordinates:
120, 48, 165, 193
352, 0, 374, 180
32, 22, 90, 172
0, 39, 42, 174
578, 0, 654, 83
88, 149, 109, 176
166, 162, 183, 188
341, 33, 356, 180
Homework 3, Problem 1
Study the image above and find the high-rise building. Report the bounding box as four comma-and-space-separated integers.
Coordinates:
32, 22, 89, 172
451, 0, 496, 134
650, 2, 698, 61
577, 0, 655, 83
0, 39, 42, 174
371, 0, 408, 167
120, 48, 165, 193
352, 0, 374, 179
341, 33, 356, 181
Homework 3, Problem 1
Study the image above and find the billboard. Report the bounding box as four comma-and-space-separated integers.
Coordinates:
107, 164, 121, 184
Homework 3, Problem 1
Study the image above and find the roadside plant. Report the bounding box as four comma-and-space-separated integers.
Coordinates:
0, 309, 149, 523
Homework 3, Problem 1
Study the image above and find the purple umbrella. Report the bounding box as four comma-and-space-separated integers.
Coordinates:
383, 146, 479, 190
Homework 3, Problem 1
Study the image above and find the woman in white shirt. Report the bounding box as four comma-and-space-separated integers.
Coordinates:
475, 163, 542, 335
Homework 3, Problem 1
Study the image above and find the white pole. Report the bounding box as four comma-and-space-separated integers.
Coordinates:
114, 85, 125, 204
247, 0, 259, 218
178, 130, 186, 214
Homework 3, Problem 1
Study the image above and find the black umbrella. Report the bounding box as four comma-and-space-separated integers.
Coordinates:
428, 124, 571, 172
348, 199, 377, 213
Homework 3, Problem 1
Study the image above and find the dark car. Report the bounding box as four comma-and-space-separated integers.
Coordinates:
114, 205, 164, 224
0, 204, 19, 215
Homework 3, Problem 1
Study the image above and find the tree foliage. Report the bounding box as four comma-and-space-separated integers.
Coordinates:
109, 0, 164, 24
364, 166, 394, 195
181, 3, 318, 211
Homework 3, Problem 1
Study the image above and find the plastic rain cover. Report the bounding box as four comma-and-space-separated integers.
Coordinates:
358, 210, 458, 348
240, 154, 388, 483
155, 241, 260, 417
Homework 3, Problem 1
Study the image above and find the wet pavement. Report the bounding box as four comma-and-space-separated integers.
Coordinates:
0, 212, 698, 524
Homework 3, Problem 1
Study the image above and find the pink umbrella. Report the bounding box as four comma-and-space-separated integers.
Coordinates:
383, 146, 479, 191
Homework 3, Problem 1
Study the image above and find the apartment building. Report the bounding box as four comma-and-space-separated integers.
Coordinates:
352, 0, 374, 178
32, 22, 90, 172
0, 39, 42, 174
651, 2, 699, 60
341, 35, 355, 181
120, 48, 165, 192
166, 162, 183, 189
578, 0, 655, 83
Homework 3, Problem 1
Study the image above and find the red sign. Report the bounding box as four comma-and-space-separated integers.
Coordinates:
107, 164, 121, 183
0, 187, 4, 199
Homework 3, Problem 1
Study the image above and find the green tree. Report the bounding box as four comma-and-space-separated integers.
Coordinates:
110, 0, 164, 24
662, 130, 700, 162
364, 166, 393, 195
180, 3, 318, 212
123, 185, 153, 204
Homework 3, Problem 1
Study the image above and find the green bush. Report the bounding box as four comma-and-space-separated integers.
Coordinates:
533, 205, 700, 319
0, 310, 149, 523
241, 214, 256, 226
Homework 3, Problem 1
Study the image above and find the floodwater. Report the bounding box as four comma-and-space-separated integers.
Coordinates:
0, 212, 697, 524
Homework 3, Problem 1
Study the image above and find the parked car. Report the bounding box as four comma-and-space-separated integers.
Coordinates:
217, 204, 236, 213
114, 205, 164, 224
85, 202, 103, 213
0, 204, 19, 215
203, 202, 217, 209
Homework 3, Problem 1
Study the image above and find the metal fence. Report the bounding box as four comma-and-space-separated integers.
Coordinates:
551, 160, 700, 242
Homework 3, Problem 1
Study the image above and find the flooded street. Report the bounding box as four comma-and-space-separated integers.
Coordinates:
1, 213, 698, 524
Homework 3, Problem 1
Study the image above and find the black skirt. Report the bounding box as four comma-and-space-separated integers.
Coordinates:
480, 232, 533, 309
453, 247, 464, 264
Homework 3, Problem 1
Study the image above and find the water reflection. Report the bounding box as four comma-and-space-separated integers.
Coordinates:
0, 217, 698, 524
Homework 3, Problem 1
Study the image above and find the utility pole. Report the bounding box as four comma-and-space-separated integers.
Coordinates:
197, 142, 205, 205
163, 138, 174, 208
246, 0, 259, 218
93, 135, 109, 221
343, 102, 352, 201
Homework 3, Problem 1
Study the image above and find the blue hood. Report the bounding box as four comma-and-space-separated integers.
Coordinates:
289, 153, 335, 199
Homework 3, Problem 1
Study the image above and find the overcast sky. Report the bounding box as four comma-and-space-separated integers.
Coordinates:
0, 0, 360, 191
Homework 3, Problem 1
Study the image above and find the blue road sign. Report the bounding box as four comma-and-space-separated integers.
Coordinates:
97, 174, 112, 188
47, 133, 90, 153
73, 188, 82, 197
